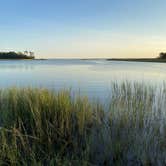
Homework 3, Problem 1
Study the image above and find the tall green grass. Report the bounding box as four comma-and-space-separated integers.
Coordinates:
0, 83, 165, 165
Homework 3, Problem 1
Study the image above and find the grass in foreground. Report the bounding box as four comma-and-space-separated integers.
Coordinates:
0, 83, 165, 165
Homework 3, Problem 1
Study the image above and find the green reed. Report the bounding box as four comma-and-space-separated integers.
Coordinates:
0, 83, 165, 165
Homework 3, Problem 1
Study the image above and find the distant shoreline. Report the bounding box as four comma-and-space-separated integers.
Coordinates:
106, 58, 166, 63
81, 58, 166, 63
0, 58, 47, 60
0, 51, 35, 60
1, 58, 165, 63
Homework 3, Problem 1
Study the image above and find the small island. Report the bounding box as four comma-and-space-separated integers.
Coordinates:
0, 51, 35, 59
107, 52, 166, 63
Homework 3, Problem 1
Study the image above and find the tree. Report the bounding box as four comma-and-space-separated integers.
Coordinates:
24, 51, 29, 56
17, 52, 24, 55
29, 51, 34, 57
159, 52, 166, 59
0, 51, 35, 59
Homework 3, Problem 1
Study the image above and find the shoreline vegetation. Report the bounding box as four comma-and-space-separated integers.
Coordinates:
107, 58, 166, 63
107, 52, 166, 63
0, 51, 35, 59
81, 52, 166, 63
0, 83, 166, 165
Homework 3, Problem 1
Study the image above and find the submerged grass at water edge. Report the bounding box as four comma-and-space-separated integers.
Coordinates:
0, 83, 165, 165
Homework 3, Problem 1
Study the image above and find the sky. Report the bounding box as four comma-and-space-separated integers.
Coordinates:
0, 0, 166, 58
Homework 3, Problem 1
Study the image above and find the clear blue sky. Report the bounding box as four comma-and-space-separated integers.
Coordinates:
0, 0, 166, 58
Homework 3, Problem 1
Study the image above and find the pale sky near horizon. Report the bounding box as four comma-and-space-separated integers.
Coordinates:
0, 0, 166, 58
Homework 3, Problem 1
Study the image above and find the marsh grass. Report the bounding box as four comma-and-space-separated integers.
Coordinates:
0, 83, 165, 165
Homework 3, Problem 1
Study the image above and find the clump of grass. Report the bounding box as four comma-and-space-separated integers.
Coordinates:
0, 83, 165, 165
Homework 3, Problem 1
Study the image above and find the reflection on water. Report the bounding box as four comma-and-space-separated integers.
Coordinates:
0, 59, 165, 100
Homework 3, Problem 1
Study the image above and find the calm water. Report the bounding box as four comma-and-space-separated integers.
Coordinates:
0, 59, 166, 100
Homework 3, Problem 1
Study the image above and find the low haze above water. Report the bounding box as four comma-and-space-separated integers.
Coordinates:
0, 59, 166, 101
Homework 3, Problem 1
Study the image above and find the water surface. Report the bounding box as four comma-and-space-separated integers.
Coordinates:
0, 59, 165, 100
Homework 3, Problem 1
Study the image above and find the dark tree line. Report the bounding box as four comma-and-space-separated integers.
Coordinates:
0, 51, 35, 59
159, 52, 166, 59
